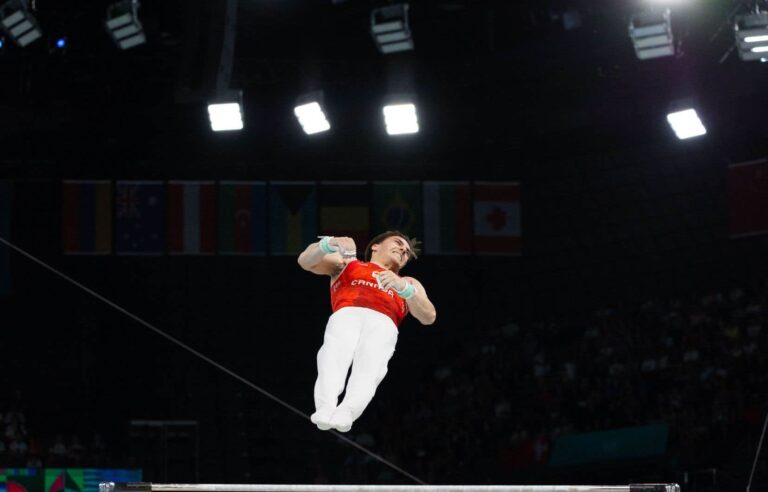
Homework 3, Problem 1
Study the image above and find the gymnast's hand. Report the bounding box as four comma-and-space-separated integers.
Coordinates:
330, 236, 357, 258
375, 270, 406, 292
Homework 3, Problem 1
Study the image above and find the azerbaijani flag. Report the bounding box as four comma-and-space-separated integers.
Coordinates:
269, 181, 317, 255
319, 181, 370, 251
423, 181, 472, 254
473, 181, 521, 255
62, 180, 112, 255
219, 181, 267, 255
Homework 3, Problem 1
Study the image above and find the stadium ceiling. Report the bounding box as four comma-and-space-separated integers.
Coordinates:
0, 0, 768, 172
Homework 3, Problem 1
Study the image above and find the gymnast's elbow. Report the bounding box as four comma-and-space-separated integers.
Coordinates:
418, 311, 437, 326
297, 254, 316, 272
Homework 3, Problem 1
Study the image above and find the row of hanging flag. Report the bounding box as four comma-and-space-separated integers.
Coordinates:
61, 180, 522, 256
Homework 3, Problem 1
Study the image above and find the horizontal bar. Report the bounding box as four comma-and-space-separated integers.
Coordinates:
101, 483, 680, 492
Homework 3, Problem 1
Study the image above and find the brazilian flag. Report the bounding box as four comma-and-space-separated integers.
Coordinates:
372, 182, 422, 240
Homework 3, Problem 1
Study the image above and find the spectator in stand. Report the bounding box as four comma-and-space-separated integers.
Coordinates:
48, 435, 67, 466
67, 435, 85, 466
88, 433, 107, 466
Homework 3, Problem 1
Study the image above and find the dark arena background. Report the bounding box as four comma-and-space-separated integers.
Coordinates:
1, 0, 768, 491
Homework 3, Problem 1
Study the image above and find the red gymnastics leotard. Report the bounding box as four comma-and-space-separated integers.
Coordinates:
330, 260, 408, 326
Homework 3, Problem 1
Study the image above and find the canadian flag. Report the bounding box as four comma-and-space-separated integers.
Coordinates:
473, 182, 521, 255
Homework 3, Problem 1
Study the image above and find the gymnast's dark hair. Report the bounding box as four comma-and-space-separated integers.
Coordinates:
364, 231, 420, 263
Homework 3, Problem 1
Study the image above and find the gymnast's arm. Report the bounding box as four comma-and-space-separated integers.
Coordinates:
402, 277, 437, 325
297, 237, 353, 276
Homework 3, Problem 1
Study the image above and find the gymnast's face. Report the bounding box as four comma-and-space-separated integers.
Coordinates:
371, 236, 412, 271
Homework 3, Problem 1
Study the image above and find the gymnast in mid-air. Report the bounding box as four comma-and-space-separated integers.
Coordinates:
298, 231, 437, 432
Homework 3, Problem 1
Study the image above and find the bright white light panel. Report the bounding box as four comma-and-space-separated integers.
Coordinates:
383, 103, 419, 135
666, 109, 706, 140
294, 102, 330, 135
207, 102, 243, 132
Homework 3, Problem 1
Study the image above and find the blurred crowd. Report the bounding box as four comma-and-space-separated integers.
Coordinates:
0, 390, 107, 468
332, 281, 768, 483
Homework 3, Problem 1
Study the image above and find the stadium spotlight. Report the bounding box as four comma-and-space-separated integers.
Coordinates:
105, 0, 146, 50
294, 92, 330, 135
735, 12, 768, 61
383, 100, 419, 135
371, 3, 414, 54
667, 108, 706, 140
207, 90, 244, 132
0, 0, 42, 47
629, 8, 675, 60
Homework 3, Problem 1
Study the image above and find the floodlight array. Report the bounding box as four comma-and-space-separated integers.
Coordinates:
629, 9, 674, 60
370, 3, 414, 54
106, 0, 146, 50
735, 12, 768, 61
0, 0, 42, 47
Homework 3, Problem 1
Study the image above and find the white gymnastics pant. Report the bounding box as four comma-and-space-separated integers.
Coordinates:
314, 306, 399, 424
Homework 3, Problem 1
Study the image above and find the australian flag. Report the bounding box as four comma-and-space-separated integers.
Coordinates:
116, 181, 165, 255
